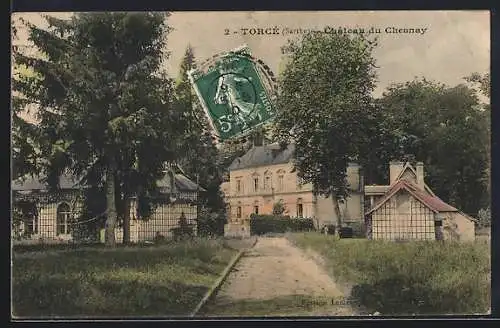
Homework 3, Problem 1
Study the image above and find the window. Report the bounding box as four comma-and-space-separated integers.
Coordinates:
20, 202, 38, 235
264, 176, 271, 190
254, 206, 259, 214
236, 180, 242, 193
57, 202, 72, 235
237, 206, 242, 218
297, 198, 304, 217
297, 204, 303, 217
254, 178, 259, 192
297, 175, 302, 190
277, 175, 284, 191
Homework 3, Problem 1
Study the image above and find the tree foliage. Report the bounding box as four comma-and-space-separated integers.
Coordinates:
274, 32, 379, 227
377, 78, 490, 216
12, 13, 182, 246
173, 45, 227, 233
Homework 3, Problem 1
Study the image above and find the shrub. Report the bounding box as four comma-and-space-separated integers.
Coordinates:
344, 221, 366, 238
477, 207, 491, 228
338, 227, 353, 238
197, 211, 226, 237
250, 214, 314, 235
272, 202, 285, 216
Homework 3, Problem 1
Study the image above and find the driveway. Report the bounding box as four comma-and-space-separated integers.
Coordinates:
201, 236, 359, 317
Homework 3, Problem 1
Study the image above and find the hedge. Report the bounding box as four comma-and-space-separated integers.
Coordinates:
249, 214, 315, 235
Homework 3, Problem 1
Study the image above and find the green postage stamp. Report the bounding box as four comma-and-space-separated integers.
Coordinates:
188, 46, 276, 141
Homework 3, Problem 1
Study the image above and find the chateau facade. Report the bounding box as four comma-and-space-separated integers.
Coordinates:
221, 143, 364, 234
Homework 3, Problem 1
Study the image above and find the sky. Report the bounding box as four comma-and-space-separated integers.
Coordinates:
12, 11, 490, 122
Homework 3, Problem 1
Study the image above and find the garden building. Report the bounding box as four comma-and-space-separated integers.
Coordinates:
364, 161, 476, 242
11, 164, 204, 244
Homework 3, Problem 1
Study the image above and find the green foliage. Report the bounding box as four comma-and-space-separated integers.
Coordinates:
344, 221, 366, 238
249, 214, 315, 235
289, 233, 490, 315
465, 72, 490, 99
377, 78, 490, 215
196, 210, 226, 237
12, 239, 237, 317
476, 207, 491, 228
170, 213, 195, 241
12, 13, 182, 246
174, 46, 225, 217
275, 32, 379, 200
272, 201, 285, 216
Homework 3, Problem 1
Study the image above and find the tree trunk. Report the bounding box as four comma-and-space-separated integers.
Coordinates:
123, 195, 131, 245
105, 162, 118, 247
331, 194, 342, 229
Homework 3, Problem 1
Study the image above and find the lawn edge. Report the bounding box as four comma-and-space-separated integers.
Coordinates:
190, 237, 258, 317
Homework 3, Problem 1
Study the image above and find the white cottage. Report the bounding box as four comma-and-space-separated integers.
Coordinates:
364, 162, 476, 242
12, 165, 205, 244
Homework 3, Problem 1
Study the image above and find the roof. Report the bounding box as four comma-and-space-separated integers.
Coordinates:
229, 143, 295, 171
12, 171, 205, 193
395, 162, 437, 196
12, 173, 82, 191
156, 172, 206, 192
366, 178, 458, 215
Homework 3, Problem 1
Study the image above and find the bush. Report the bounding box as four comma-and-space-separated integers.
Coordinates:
197, 212, 226, 237
477, 207, 491, 228
338, 227, 353, 238
250, 214, 315, 235
272, 202, 285, 216
344, 221, 366, 238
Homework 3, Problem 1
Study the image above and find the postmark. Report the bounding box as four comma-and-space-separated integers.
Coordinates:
188, 46, 277, 141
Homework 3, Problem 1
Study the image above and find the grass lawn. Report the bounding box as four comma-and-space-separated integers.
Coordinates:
12, 238, 238, 318
287, 232, 491, 315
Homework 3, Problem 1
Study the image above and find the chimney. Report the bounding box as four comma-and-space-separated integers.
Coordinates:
416, 162, 424, 188
389, 161, 404, 184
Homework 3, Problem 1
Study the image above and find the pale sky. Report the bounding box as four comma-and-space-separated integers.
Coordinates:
12, 11, 490, 122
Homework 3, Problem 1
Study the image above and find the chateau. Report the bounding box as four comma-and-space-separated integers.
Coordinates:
221, 143, 364, 236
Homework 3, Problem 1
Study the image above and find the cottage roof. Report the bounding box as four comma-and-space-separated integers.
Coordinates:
396, 162, 437, 196
156, 172, 206, 192
229, 143, 295, 171
12, 173, 82, 191
366, 179, 457, 215
12, 170, 204, 193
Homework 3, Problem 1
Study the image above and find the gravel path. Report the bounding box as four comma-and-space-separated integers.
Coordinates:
202, 237, 359, 316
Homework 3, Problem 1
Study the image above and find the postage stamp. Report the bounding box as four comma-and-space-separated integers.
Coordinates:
188, 46, 276, 140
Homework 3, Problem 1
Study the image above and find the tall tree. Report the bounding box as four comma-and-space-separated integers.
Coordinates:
378, 78, 489, 216
465, 72, 491, 204
11, 17, 43, 180
12, 13, 182, 246
174, 46, 226, 233
274, 32, 379, 229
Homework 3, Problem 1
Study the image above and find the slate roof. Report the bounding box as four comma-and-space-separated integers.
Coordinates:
229, 143, 296, 171
157, 172, 206, 192
12, 173, 82, 191
366, 179, 458, 215
12, 171, 204, 193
